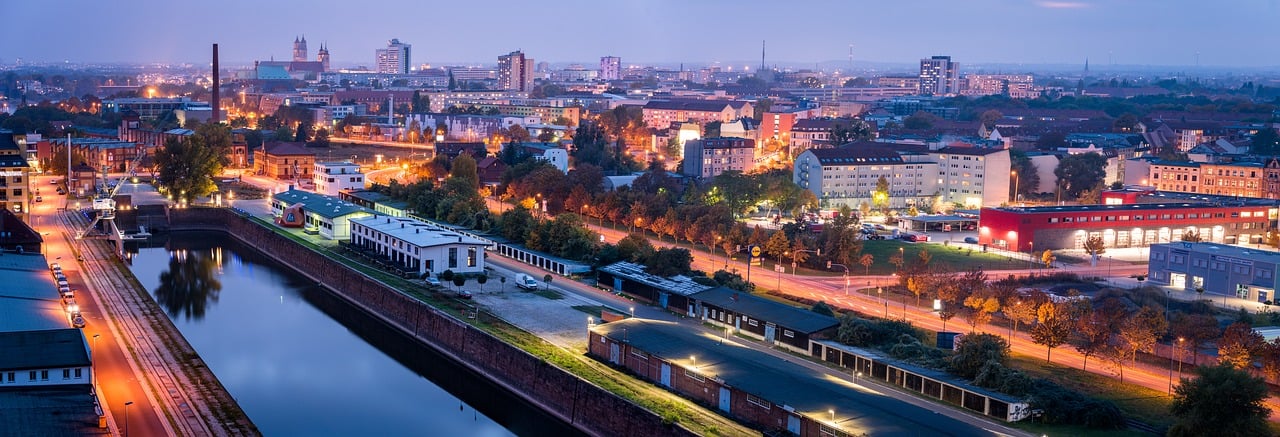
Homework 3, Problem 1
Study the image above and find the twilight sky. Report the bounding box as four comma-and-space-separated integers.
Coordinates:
4, 0, 1278, 68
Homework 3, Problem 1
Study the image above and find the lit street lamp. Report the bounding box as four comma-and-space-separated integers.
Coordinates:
124, 401, 134, 437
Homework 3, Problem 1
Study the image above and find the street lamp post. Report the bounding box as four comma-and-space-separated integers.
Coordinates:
828, 262, 849, 296
629, 306, 635, 319
91, 334, 99, 387
1168, 340, 1176, 394
1177, 337, 1186, 382
124, 401, 133, 437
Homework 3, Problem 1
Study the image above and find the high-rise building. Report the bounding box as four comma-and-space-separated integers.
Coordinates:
376, 39, 411, 74
293, 36, 308, 62
498, 51, 534, 92
599, 56, 621, 81
918, 56, 959, 96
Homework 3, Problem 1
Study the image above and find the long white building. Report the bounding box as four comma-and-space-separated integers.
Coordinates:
793, 143, 1012, 209
349, 216, 490, 277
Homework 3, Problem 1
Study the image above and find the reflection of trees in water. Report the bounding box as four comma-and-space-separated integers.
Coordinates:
154, 250, 223, 321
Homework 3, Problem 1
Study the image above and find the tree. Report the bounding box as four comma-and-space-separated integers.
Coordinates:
542, 274, 553, 291
1169, 364, 1270, 437
476, 274, 488, 292
811, 301, 835, 317
1004, 298, 1039, 339
829, 119, 873, 145
1041, 250, 1056, 269
1054, 152, 1107, 200
979, 110, 1003, 128
1172, 313, 1221, 365
1031, 301, 1072, 362
1251, 128, 1280, 155
1219, 322, 1265, 369
1009, 149, 1040, 199
1111, 113, 1140, 133
963, 293, 1000, 333
1181, 229, 1203, 242
1071, 307, 1114, 371
1083, 235, 1106, 258
154, 125, 231, 202
872, 176, 890, 211
1118, 306, 1167, 364
916, 248, 932, 267
858, 254, 874, 275
903, 111, 938, 130
763, 231, 790, 265
950, 333, 1009, 379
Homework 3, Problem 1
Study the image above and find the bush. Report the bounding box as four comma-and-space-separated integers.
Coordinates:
1027, 380, 1125, 429
812, 301, 835, 317
950, 333, 1009, 379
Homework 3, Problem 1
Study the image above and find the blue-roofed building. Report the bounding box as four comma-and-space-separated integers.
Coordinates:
270, 190, 375, 239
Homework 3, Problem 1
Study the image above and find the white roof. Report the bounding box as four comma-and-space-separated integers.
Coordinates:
351, 216, 490, 248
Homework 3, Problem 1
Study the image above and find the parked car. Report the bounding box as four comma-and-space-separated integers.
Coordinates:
34, 196, 42, 203
425, 277, 442, 286
72, 314, 86, 328
963, 237, 979, 244
457, 290, 473, 299
874, 224, 888, 231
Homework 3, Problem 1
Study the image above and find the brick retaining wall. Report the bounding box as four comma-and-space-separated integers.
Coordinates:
167, 208, 695, 437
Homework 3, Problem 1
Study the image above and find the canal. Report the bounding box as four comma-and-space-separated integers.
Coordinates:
126, 231, 580, 436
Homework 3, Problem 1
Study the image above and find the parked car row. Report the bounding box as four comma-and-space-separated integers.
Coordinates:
50, 263, 85, 328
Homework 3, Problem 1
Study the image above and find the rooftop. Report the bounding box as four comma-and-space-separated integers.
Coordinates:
691, 287, 839, 333
987, 201, 1272, 214
0, 328, 89, 371
592, 319, 989, 436
598, 262, 712, 297
803, 145, 904, 166
0, 386, 109, 436
271, 190, 374, 220
1150, 241, 1280, 263
350, 216, 491, 248
0, 253, 65, 333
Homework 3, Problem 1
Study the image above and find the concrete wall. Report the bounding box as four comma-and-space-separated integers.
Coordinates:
168, 208, 695, 437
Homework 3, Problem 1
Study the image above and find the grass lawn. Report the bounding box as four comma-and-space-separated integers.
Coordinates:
1007, 354, 1173, 431
859, 240, 1027, 275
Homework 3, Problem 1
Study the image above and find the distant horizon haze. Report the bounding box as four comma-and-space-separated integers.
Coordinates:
4, 0, 1278, 69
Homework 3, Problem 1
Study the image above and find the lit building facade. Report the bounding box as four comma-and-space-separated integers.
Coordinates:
498, 51, 535, 92
1147, 242, 1280, 304
599, 56, 621, 81
313, 162, 365, 196
349, 216, 490, 277
376, 39, 411, 74
979, 202, 1278, 252
918, 56, 959, 96
793, 146, 939, 209
682, 137, 755, 179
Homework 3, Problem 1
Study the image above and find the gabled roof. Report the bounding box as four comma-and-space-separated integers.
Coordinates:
0, 329, 89, 371
691, 287, 839, 333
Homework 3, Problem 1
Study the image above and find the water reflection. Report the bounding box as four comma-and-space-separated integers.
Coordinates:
153, 248, 223, 320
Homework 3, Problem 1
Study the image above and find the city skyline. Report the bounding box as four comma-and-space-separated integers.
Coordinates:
4, 0, 1279, 69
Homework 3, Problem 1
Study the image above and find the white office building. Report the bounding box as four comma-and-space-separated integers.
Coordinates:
599, 56, 621, 81
313, 162, 366, 196
349, 216, 491, 277
376, 39, 412, 74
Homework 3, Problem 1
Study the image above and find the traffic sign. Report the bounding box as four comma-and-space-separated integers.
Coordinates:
750, 245, 762, 257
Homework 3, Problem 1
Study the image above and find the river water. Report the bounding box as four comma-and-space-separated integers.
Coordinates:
126, 231, 579, 436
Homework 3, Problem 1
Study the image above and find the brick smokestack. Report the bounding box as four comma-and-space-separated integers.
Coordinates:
211, 43, 220, 124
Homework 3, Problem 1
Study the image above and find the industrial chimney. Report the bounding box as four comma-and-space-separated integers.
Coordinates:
211, 43, 221, 124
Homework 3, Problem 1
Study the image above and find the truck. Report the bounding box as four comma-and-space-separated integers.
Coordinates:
516, 273, 540, 290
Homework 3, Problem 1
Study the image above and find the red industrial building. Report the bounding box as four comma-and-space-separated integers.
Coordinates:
979, 201, 1277, 252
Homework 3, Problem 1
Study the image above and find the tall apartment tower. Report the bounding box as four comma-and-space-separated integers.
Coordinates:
317, 43, 330, 72
599, 56, 621, 81
376, 39, 411, 74
918, 55, 959, 96
498, 51, 535, 92
293, 36, 308, 62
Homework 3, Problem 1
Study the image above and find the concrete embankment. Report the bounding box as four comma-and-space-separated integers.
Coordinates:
165, 208, 695, 437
